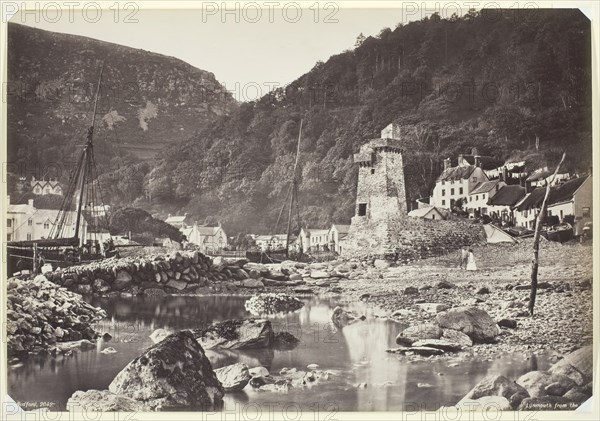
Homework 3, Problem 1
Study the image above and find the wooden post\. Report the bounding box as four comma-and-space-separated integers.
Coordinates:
529, 153, 566, 315
33, 242, 39, 274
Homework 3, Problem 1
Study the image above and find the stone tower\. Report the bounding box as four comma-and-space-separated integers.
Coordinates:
342, 123, 408, 258
353, 123, 407, 221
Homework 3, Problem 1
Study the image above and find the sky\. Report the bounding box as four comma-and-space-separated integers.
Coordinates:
11, 4, 424, 101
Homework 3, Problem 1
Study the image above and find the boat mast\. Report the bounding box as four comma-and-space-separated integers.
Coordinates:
285, 119, 303, 256
74, 61, 105, 243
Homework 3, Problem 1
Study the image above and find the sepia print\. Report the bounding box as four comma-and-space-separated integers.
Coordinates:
1, 2, 597, 418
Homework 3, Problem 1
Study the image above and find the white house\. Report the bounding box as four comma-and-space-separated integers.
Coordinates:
181, 223, 228, 253
6, 196, 79, 242
298, 228, 330, 252
430, 157, 489, 210
465, 179, 506, 217
328, 224, 350, 254
546, 176, 592, 236
407, 206, 445, 220
30, 176, 63, 196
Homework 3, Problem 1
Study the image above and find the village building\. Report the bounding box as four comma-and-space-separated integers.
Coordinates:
328, 224, 350, 254
486, 185, 527, 224
464, 179, 506, 217
430, 157, 489, 210
29, 176, 63, 196
407, 206, 445, 220
7, 196, 79, 242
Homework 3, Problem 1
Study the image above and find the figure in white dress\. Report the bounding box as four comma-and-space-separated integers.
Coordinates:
466, 249, 477, 271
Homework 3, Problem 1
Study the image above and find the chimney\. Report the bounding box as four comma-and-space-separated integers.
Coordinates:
443, 158, 451, 171
458, 154, 464, 166
474, 156, 481, 168
28, 199, 35, 208
471, 147, 479, 156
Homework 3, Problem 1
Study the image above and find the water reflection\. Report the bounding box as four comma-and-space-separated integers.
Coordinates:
7, 295, 549, 411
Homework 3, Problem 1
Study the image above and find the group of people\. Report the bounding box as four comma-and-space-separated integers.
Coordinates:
460, 246, 477, 271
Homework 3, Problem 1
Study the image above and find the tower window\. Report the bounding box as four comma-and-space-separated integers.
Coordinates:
358, 203, 367, 216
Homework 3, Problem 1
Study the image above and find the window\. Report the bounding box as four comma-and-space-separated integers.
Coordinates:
7, 233, 11, 241
44, 222, 50, 229
358, 203, 367, 216
370, 168, 375, 175
583, 207, 591, 217
442, 189, 446, 196
476, 195, 479, 200
7, 219, 11, 227
27, 233, 32, 241
459, 187, 463, 195
451, 188, 455, 195
442, 200, 445, 206
472, 177, 477, 183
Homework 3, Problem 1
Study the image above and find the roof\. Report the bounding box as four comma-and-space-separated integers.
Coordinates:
437, 165, 477, 182
165, 215, 186, 223
331, 224, 351, 234
303, 228, 329, 235
487, 185, 526, 206
515, 188, 547, 211
408, 207, 442, 218
197, 226, 221, 236
470, 180, 503, 195
516, 176, 589, 211
548, 177, 589, 206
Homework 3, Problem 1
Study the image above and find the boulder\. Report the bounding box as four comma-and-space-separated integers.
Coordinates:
113, 270, 133, 291
436, 307, 501, 343
331, 306, 361, 328
548, 345, 593, 384
395, 323, 442, 346
441, 329, 473, 347
214, 363, 251, 392
516, 371, 576, 398
193, 319, 274, 350
411, 339, 463, 352
108, 330, 223, 410
455, 396, 512, 411
457, 375, 529, 409
67, 390, 148, 411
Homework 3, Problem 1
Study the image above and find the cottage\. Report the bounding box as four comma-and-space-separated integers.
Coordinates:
407, 206, 445, 220
486, 185, 526, 224
465, 179, 506, 217
546, 176, 592, 235
298, 228, 330, 252
328, 224, 350, 254
181, 222, 227, 253
514, 176, 591, 234
30, 176, 63, 196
